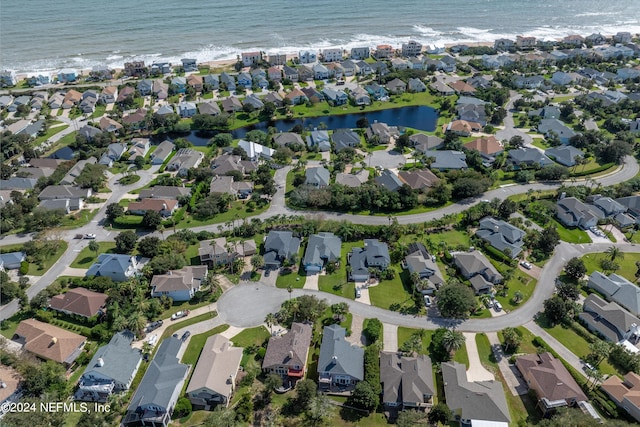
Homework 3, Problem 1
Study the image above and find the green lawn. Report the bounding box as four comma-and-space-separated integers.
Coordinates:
491, 262, 538, 312
231, 326, 270, 348
318, 241, 360, 299
397, 327, 469, 367
475, 333, 497, 369
177, 200, 269, 229
0, 241, 68, 276
32, 124, 69, 146
535, 314, 617, 376
70, 242, 116, 268
0, 311, 36, 339
549, 218, 591, 244
91, 104, 107, 119
159, 312, 218, 342
181, 324, 230, 365
530, 138, 551, 150
581, 252, 640, 280
368, 268, 415, 311
59, 209, 100, 230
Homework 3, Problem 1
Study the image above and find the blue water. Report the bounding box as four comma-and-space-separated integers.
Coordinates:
2, 0, 639, 73
184, 105, 438, 145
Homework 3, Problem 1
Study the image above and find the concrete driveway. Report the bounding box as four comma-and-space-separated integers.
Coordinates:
303, 272, 319, 290
383, 323, 398, 352
463, 332, 495, 382
356, 282, 371, 305
261, 270, 278, 286
347, 314, 367, 347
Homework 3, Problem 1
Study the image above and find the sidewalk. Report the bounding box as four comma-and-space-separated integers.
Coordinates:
524, 321, 587, 378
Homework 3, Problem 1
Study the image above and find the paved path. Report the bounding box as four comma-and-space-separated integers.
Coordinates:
347, 314, 367, 347
383, 323, 398, 352
486, 332, 528, 396
463, 333, 495, 382
524, 321, 587, 378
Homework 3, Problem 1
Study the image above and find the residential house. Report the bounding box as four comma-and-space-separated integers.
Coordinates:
99, 116, 123, 133
450, 80, 477, 95
219, 72, 236, 91
303, 232, 341, 273
516, 352, 588, 415
375, 169, 404, 192
186, 74, 203, 92
211, 153, 257, 176
301, 87, 323, 103
187, 335, 243, 409
538, 119, 577, 145
151, 62, 171, 75
48, 92, 64, 109
166, 148, 204, 176
152, 80, 169, 99
494, 38, 515, 51
457, 103, 487, 126
589, 195, 626, 218
348, 239, 390, 281
298, 50, 317, 64
79, 91, 98, 113
137, 79, 153, 96
75, 332, 142, 402
306, 129, 331, 152
516, 35, 537, 50
580, 294, 640, 345
285, 88, 307, 105
156, 104, 175, 117
551, 71, 579, 86
242, 94, 264, 110
264, 91, 283, 107
318, 324, 364, 390
629, 118, 640, 134
238, 139, 275, 160
429, 150, 468, 171
177, 101, 197, 118
16, 166, 54, 180
127, 138, 150, 161
545, 146, 584, 167
267, 67, 282, 82
408, 77, 427, 93
241, 51, 262, 67
203, 74, 219, 90
100, 86, 118, 104
263, 231, 301, 270
401, 40, 422, 57
445, 120, 482, 136
332, 129, 360, 151
322, 88, 348, 105
0, 70, 17, 87
221, 97, 242, 113
586, 33, 607, 45
268, 53, 287, 66
283, 65, 299, 82
513, 75, 545, 89
556, 197, 604, 229
209, 175, 253, 199
0, 94, 13, 109
26, 73, 50, 87
380, 352, 434, 410
402, 242, 444, 293
385, 78, 407, 95
365, 82, 388, 100
335, 169, 369, 188
198, 237, 257, 266
38, 185, 91, 211
398, 169, 440, 190
86, 254, 141, 282
408, 57, 424, 70
371, 61, 389, 76
410, 133, 444, 152
0, 251, 25, 271
122, 338, 189, 427
617, 196, 640, 223
476, 217, 525, 258
0, 364, 22, 417
62, 89, 82, 109
181, 58, 198, 72
430, 81, 455, 96
124, 61, 148, 78
57, 68, 78, 83
507, 148, 553, 168
321, 48, 342, 62
341, 59, 360, 76
122, 108, 148, 130
128, 198, 178, 217
151, 140, 175, 165
614, 32, 633, 43
60, 157, 96, 185
13, 319, 85, 366
273, 132, 304, 148
0, 177, 37, 191
374, 44, 394, 59
150, 266, 208, 301
38, 198, 74, 214
78, 125, 103, 141
601, 372, 640, 422
467, 75, 493, 89
562, 34, 584, 47
442, 361, 511, 426
350, 47, 370, 60
366, 122, 399, 144
171, 76, 187, 93
305, 167, 330, 188
99, 142, 128, 167
49, 288, 107, 318
139, 186, 190, 200
313, 63, 329, 80
350, 86, 371, 105
453, 251, 503, 294
262, 322, 312, 387
237, 72, 252, 88
463, 136, 503, 164
588, 271, 640, 316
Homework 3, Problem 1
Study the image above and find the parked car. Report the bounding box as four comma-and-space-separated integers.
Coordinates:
83, 233, 96, 239
424, 295, 432, 307
355, 288, 361, 298
520, 261, 532, 270
484, 298, 494, 309
171, 310, 190, 320
146, 334, 158, 346
181, 331, 191, 341
146, 320, 163, 332
265, 269, 271, 277
494, 301, 503, 312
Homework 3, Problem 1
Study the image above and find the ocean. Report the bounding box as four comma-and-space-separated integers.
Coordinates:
1, 0, 639, 73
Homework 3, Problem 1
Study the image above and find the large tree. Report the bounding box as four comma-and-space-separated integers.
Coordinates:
348, 381, 378, 410
115, 230, 138, 253
436, 282, 476, 319
502, 327, 521, 353
442, 329, 466, 355
564, 257, 586, 281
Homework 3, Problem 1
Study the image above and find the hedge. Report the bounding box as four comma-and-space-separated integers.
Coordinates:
569, 163, 615, 178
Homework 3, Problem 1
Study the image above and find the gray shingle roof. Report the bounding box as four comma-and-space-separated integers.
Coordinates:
476, 217, 525, 258
304, 232, 342, 267
580, 293, 640, 342
375, 169, 403, 191
318, 324, 363, 380
508, 148, 553, 166
305, 167, 330, 187
83, 332, 141, 387
349, 239, 390, 279
442, 361, 510, 423
428, 150, 468, 170
380, 352, 434, 406
588, 271, 640, 316
545, 146, 584, 166
332, 129, 360, 151
264, 231, 301, 266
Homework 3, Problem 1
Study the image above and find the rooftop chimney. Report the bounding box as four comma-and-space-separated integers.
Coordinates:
97, 357, 104, 367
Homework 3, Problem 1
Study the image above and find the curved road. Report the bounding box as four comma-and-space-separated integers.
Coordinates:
217, 242, 640, 333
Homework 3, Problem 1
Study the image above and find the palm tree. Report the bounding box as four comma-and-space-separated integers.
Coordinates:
512, 290, 524, 304
606, 245, 623, 261
442, 329, 465, 355
265, 313, 277, 334
127, 312, 147, 337
88, 240, 100, 258
111, 314, 127, 332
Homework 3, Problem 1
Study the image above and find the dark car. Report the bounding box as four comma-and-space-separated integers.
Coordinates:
181, 331, 191, 341
173, 333, 179, 338
265, 269, 271, 277
146, 320, 163, 332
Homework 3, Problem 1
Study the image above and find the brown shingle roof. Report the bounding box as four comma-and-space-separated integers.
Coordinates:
150, 266, 208, 293
128, 198, 177, 213
464, 136, 503, 156
516, 352, 587, 403
398, 169, 440, 189
49, 287, 108, 318
262, 323, 312, 371
14, 319, 85, 364
186, 335, 243, 398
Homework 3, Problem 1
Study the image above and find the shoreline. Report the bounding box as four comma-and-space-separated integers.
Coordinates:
7, 30, 637, 80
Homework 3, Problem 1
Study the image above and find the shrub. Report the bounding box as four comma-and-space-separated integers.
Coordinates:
19, 261, 29, 275
172, 397, 192, 419
363, 318, 382, 343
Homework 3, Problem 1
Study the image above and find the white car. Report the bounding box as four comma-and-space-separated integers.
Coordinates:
520, 261, 532, 270
83, 234, 96, 239
494, 301, 503, 312
146, 334, 158, 345
355, 288, 361, 298
171, 310, 189, 320
424, 296, 432, 307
